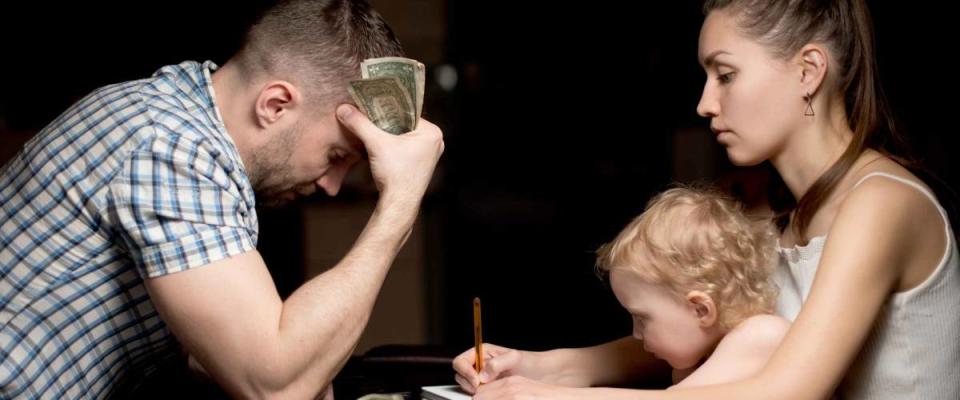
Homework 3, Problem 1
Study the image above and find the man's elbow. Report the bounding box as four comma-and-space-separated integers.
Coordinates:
219, 355, 333, 400
246, 379, 329, 400
237, 376, 331, 400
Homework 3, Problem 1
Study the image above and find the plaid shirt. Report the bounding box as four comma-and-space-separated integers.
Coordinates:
0, 61, 258, 399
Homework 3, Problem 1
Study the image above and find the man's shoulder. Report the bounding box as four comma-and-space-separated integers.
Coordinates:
135, 61, 238, 158
139, 62, 217, 127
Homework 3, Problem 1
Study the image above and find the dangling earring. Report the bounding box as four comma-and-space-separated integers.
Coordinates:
803, 92, 815, 117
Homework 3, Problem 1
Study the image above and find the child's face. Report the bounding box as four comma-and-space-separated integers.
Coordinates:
610, 269, 718, 369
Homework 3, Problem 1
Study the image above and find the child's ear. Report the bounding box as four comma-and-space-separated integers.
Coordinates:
686, 291, 718, 328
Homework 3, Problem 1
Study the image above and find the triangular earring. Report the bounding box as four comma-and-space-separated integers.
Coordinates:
803, 93, 815, 117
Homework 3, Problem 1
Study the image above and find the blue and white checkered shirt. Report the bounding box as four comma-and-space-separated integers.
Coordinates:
0, 61, 258, 399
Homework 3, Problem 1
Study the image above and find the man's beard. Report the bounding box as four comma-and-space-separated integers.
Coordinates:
247, 125, 308, 208
255, 182, 317, 208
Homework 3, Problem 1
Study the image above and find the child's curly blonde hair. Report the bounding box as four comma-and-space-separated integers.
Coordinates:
597, 186, 779, 331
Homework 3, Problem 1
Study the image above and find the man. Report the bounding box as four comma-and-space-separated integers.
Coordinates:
0, 0, 444, 398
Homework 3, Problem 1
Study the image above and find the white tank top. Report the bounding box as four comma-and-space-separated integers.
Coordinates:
774, 172, 960, 399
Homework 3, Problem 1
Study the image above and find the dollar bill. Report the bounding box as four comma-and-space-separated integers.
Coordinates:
361, 57, 425, 121
350, 57, 425, 134
347, 76, 416, 135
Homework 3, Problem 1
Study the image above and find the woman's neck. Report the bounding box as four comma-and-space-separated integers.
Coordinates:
771, 103, 855, 201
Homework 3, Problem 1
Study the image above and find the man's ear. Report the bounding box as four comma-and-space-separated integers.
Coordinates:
254, 80, 302, 128
686, 290, 718, 328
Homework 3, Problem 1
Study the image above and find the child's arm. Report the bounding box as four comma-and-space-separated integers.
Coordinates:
469, 315, 789, 398
671, 314, 790, 389
453, 336, 670, 393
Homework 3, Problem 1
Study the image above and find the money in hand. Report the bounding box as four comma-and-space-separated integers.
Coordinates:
348, 57, 425, 135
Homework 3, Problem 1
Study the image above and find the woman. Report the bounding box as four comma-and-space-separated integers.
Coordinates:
452, 1, 960, 398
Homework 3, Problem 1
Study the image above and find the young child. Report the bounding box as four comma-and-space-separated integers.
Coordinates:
596, 186, 789, 388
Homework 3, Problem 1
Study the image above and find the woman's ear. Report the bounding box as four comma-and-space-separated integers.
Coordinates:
798, 43, 829, 97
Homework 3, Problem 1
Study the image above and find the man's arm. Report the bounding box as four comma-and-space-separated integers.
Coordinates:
147, 107, 443, 399
147, 201, 414, 399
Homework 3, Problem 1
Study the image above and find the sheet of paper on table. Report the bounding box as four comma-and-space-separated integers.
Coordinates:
420, 385, 471, 400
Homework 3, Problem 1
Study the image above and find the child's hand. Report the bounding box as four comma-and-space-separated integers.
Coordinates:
473, 375, 579, 400
452, 343, 525, 393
